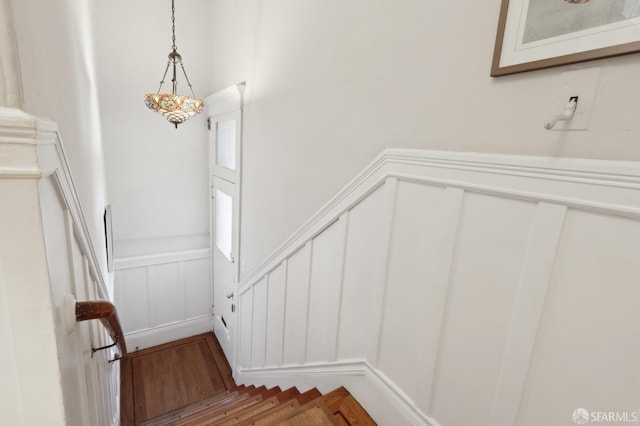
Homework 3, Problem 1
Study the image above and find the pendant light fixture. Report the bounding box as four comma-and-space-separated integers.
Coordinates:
144, 0, 204, 128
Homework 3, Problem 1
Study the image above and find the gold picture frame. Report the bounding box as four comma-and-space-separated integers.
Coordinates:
491, 0, 640, 76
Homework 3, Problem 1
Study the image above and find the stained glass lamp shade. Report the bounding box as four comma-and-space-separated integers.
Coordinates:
145, 0, 204, 128
145, 93, 204, 128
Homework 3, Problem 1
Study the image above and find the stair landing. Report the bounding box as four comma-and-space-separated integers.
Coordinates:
121, 333, 375, 425
121, 333, 235, 425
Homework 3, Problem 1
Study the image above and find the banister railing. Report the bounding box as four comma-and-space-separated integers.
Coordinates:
75, 300, 127, 362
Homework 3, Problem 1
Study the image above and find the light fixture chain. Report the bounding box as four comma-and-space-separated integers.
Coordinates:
157, 61, 171, 94
171, 0, 177, 51
145, 0, 204, 128
179, 62, 197, 98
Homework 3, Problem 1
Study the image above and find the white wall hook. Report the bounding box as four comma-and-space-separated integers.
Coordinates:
545, 97, 578, 130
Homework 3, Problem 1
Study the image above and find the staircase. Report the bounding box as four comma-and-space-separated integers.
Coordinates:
139, 384, 375, 426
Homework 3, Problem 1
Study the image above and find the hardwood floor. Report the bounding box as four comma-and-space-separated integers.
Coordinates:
121, 333, 235, 426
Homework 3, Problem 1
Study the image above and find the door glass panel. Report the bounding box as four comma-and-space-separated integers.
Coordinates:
215, 189, 233, 261
216, 120, 236, 171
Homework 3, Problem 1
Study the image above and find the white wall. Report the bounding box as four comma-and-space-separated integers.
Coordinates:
91, 0, 213, 258
10, 0, 111, 291
206, 0, 640, 277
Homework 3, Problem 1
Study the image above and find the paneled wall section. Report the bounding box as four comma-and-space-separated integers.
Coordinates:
114, 250, 213, 351
38, 173, 120, 426
235, 150, 640, 426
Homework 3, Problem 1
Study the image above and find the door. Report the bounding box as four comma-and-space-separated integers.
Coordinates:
210, 112, 241, 364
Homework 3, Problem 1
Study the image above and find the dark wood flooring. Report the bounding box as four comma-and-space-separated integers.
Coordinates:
121, 332, 235, 426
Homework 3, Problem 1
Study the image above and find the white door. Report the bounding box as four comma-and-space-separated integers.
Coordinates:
210, 113, 241, 364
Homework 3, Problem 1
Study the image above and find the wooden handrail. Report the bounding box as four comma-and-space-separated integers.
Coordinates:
76, 300, 127, 361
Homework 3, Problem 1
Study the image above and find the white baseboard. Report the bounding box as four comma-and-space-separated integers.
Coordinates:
237, 360, 440, 426
125, 316, 212, 352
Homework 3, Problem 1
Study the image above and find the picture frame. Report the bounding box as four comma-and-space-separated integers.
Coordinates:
491, 0, 640, 76
104, 205, 114, 273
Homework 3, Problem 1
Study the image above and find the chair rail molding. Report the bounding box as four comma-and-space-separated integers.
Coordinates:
236, 147, 640, 425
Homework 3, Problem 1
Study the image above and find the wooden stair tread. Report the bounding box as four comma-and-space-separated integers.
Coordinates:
245, 385, 267, 397
202, 387, 286, 426
142, 391, 238, 426
177, 395, 265, 426
236, 400, 301, 426
268, 399, 340, 426
232, 387, 302, 426
321, 387, 350, 413
334, 414, 350, 426
208, 396, 282, 426
272, 387, 300, 403
255, 386, 282, 400
321, 387, 376, 426
135, 383, 374, 426
295, 388, 322, 406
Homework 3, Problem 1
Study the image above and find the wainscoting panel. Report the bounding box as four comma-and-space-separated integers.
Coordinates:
306, 215, 347, 364
251, 277, 268, 368
235, 149, 640, 425
516, 209, 640, 426
428, 193, 537, 425
114, 249, 212, 350
117, 268, 149, 333
265, 262, 287, 366
38, 174, 93, 426
184, 259, 214, 319
488, 202, 567, 426
337, 184, 392, 362
239, 289, 253, 368
377, 182, 451, 404
282, 243, 312, 365
148, 263, 183, 327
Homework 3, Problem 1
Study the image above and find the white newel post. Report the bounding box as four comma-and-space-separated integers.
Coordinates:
1, 108, 122, 426
0, 109, 66, 425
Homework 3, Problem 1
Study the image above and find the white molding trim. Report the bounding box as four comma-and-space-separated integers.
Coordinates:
114, 248, 212, 270
125, 315, 213, 352
366, 367, 442, 426
383, 149, 640, 185
0, 107, 37, 142
35, 120, 110, 300
239, 359, 368, 378
238, 360, 441, 426
0, 168, 40, 178
241, 149, 640, 290
205, 82, 246, 117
